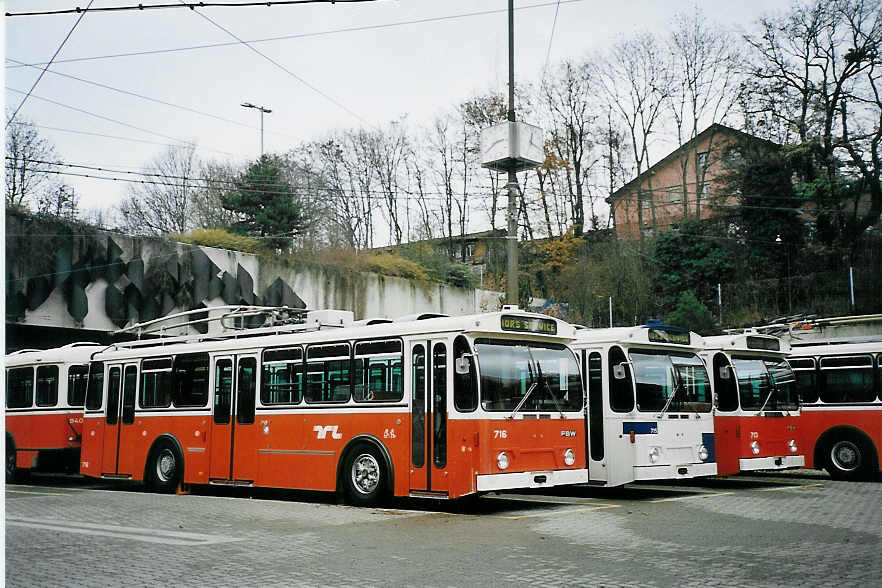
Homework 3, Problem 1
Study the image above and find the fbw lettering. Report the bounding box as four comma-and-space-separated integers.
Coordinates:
313, 425, 343, 440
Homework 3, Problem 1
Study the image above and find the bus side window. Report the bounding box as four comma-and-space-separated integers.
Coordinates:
789, 358, 818, 404
68, 365, 89, 407
819, 355, 874, 403
174, 353, 210, 407
85, 362, 104, 411
714, 353, 738, 412
608, 346, 634, 412
6, 367, 34, 409
36, 365, 60, 407
453, 336, 477, 412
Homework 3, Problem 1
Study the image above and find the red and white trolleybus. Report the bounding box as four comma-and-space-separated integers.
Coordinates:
788, 338, 881, 481
79, 308, 588, 503
5, 342, 104, 482
702, 333, 803, 476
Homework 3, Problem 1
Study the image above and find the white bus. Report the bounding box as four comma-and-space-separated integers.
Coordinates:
571, 321, 716, 486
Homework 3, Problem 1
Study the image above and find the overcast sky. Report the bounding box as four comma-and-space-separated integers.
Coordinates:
5, 0, 789, 222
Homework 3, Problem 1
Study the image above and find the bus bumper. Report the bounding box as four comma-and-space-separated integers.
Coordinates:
739, 455, 804, 471
633, 461, 717, 480
476, 468, 589, 492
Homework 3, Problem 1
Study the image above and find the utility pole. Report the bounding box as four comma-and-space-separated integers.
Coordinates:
241, 102, 272, 156
505, 0, 519, 306
479, 1, 543, 308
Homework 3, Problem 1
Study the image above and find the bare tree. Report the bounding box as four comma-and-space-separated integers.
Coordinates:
541, 59, 598, 235
5, 116, 61, 210
743, 0, 882, 249
367, 119, 409, 246
460, 92, 508, 231
37, 184, 78, 220
118, 144, 199, 235
594, 32, 675, 238
193, 159, 241, 229
668, 7, 743, 217
428, 114, 458, 257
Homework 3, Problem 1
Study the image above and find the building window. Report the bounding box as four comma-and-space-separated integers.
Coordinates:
463, 242, 476, 260
667, 187, 681, 203
697, 151, 709, 171
640, 196, 651, 209
699, 182, 711, 198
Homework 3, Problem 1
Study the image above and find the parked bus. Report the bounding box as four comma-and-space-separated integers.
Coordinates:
5, 342, 104, 482
788, 338, 881, 481
570, 321, 716, 486
79, 308, 588, 504
702, 333, 803, 476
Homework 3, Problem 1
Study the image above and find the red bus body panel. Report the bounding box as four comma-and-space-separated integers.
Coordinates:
6, 412, 81, 469
798, 405, 882, 470
714, 414, 800, 476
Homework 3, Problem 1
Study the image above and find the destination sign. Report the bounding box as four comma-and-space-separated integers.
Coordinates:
647, 328, 691, 345
746, 335, 780, 351
500, 314, 557, 335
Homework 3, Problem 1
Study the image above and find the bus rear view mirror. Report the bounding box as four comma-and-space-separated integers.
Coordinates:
719, 366, 731, 380
455, 355, 472, 375
613, 363, 627, 380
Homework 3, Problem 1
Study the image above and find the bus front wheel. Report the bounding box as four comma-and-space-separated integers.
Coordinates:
146, 442, 182, 493
343, 444, 387, 506
825, 433, 876, 481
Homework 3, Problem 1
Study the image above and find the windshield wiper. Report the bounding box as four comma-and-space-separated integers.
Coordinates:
757, 381, 776, 415
657, 366, 682, 417
536, 361, 566, 419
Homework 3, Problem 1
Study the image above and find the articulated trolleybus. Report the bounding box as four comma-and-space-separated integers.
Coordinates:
702, 333, 803, 476
571, 321, 716, 486
5, 342, 104, 482
788, 338, 881, 481
79, 308, 587, 504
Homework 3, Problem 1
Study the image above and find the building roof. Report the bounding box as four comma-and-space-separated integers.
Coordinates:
608, 124, 778, 202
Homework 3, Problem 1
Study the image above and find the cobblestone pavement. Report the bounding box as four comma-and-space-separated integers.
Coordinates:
5, 471, 880, 587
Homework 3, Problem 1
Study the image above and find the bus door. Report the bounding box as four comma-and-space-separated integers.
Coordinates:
209, 354, 259, 482
595, 346, 636, 486
101, 363, 137, 476
408, 340, 450, 494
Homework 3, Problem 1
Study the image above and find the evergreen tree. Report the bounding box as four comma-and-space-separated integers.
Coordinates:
222, 155, 306, 250
666, 290, 716, 334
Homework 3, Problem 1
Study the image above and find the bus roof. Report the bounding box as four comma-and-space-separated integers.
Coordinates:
789, 339, 882, 357
703, 333, 790, 356
5, 342, 106, 368
87, 310, 578, 362
571, 324, 704, 350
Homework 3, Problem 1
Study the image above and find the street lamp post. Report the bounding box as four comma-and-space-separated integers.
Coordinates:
241, 102, 272, 156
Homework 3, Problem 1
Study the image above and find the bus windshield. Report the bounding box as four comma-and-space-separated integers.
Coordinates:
476, 339, 583, 413
732, 356, 798, 411
632, 351, 712, 413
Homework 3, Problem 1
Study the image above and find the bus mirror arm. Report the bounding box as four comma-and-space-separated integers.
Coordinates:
612, 362, 628, 380
455, 353, 473, 375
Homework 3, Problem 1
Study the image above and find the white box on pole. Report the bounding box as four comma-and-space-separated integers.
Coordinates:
480, 121, 545, 172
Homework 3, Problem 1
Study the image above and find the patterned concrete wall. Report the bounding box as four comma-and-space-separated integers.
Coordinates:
5, 221, 501, 336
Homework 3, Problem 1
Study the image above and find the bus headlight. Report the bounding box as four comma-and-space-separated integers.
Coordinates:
497, 452, 510, 470
698, 445, 709, 461
648, 447, 661, 463
751, 441, 761, 455
564, 448, 576, 466
788, 439, 798, 453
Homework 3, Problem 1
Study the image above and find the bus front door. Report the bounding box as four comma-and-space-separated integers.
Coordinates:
408, 340, 450, 495
209, 355, 259, 483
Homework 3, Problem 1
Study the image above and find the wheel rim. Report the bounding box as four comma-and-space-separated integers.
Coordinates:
351, 453, 380, 495
831, 440, 860, 472
156, 449, 176, 482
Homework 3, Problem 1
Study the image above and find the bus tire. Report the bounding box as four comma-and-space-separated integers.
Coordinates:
6, 439, 18, 484
146, 440, 183, 493
342, 443, 387, 506
824, 432, 876, 481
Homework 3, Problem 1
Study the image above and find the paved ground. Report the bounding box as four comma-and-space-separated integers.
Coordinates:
5, 471, 881, 587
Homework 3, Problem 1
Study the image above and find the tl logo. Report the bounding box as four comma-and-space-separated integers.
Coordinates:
313, 425, 342, 440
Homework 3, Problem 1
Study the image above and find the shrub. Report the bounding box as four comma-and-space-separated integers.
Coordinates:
172, 229, 262, 253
